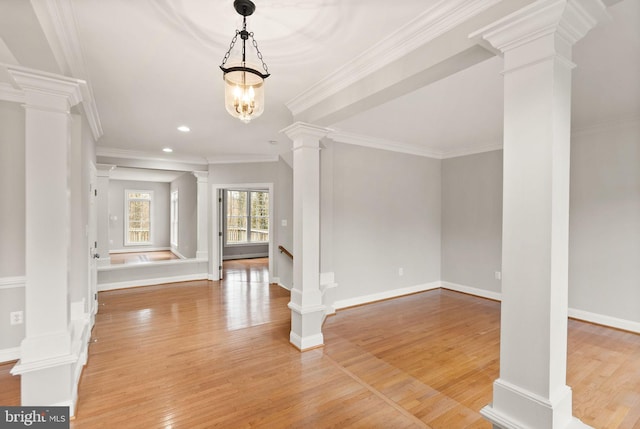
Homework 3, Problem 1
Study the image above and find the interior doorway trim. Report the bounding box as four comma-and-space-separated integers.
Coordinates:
210, 182, 275, 282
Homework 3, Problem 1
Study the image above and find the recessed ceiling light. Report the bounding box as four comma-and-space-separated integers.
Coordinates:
177, 125, 190, 132
163, 148, 173, 153
268, 140, 278, 145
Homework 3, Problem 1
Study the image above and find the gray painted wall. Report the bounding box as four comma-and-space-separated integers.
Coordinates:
276, 159, 293, 289
569, 121, 640, 323
0, 101, 26, 354
331, 143, 441, 301
440, 120, 640, 324
170, 173, 197, 259
108, 180, 171, 251
441, 150, 503, 293
0, 101, 25, 277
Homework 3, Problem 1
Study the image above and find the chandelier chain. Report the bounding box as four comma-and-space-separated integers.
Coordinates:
220, 30, 240, 68
250, 33, 269, 74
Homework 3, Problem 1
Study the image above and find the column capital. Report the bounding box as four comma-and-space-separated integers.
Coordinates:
470, 0, 609, 54
8, 66, 84, 112
192, 171, 209, 183
280, 122, 331, 149
96, 164, 116, 177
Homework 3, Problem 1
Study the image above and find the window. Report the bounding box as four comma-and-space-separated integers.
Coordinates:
170, 190, 178, 247
125, 190, 153, 245
226, 190, 269, 245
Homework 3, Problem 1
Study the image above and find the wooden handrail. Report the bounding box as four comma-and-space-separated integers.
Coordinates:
278, 245, 293, 260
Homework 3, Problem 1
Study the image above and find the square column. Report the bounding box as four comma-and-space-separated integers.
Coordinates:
8, 68, 84, 412
281, 122, 330, 350
96, 164, 115, 267
471, 1, 608, 428
192, 171, 209, 260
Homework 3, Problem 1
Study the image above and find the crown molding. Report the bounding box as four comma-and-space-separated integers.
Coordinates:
31, 0, 104, 140
285, 0, 503, 117
0, 81, 25, 103
96, 146, 208, 164
440, 141, 504, 159
206, 154, 280, 165
328, 130, 444, 159
571, 114, 640, 137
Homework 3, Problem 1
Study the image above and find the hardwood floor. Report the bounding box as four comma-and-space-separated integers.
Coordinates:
110, 250, 180, 265
1, 259, 638, 428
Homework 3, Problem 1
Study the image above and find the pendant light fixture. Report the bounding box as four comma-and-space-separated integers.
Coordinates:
220, 0, 270, 124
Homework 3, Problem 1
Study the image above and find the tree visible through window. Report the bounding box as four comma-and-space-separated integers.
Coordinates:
125, 190, 152, 245
226, 190, 269, 244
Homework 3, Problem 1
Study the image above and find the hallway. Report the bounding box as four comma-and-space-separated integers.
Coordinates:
0, 259, 638, 428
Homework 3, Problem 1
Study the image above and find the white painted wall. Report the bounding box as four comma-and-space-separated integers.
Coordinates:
569, 120, 640, 324
441, 150, 503, 294
107, 180, 170, 251
170, 172, 197, 258
0, 101, 25, 357
331, 142, 441, 302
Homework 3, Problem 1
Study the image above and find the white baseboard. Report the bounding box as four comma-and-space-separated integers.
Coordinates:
568, 308, 640, 334
223, 252, 268, 261
441, 281, 502, 301
0, 276, 26, 290
270, 277, 292, 291
98, 273, 208, 291
171, 249, 188, 260
0, 347, 20, 363
441, 280, 640, 334
334, 282, 440, 310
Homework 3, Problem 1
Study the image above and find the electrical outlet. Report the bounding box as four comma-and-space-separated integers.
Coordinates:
495, 271, 502, 280
10, 311, 23, 325
398, 267, 404, 276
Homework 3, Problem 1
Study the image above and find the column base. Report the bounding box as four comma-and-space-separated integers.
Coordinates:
11, 355, 78, 415
481, 379, 591, 429
288, 301, 325, 351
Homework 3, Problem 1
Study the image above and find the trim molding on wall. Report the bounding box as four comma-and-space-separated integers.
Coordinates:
568, 308, 640, 334
334, 282, 440, 310
109, 247, 171, 254
98, 273, 208, 292
440, 281, 640, 334
440, 281, 502, 301
0, 276, 26, 290
223, 253, 269, 261
0, 347, 20, 364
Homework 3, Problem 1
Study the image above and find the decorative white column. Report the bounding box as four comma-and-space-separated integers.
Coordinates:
8, 68, 84, 412
193, 171, 209, 260
281, 122, 329, 351
96, 164, 115, 267
471, 1, 608, 428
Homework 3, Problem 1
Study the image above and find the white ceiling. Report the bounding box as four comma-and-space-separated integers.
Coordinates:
0, 0, 638, 163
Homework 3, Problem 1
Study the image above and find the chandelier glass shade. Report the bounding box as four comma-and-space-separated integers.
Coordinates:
220, 0, 270, 124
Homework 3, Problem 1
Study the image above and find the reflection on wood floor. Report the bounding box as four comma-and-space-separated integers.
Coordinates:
110, 250, 180, 265
0, 257, 638, 428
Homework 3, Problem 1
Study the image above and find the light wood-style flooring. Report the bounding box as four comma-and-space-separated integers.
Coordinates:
110, 250, 180, 265
1, 258, 638, 428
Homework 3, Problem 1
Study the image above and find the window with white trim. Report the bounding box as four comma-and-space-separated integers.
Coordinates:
226, 190, 269, 245
125, 190, 153, 245
170, 190, 179, 247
